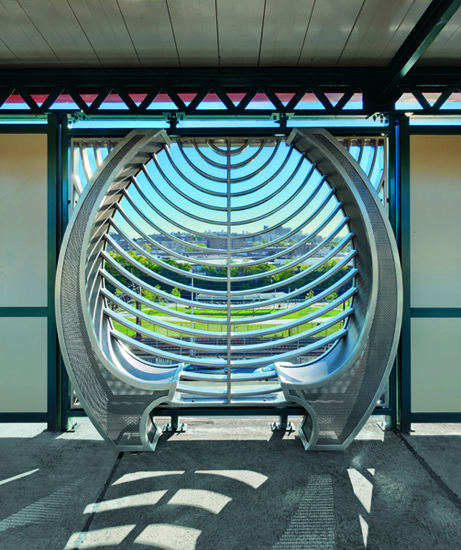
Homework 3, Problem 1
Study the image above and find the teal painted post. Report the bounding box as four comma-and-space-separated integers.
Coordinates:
46, 114, 63, 431
397, 114, 411, 433
59, 118, 71, 430
386, 118, 399, 429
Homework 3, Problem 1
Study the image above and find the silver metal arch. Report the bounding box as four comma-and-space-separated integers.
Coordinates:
278, 129, 402, 450
56, 131, 179, 449
56, 128, 402, 451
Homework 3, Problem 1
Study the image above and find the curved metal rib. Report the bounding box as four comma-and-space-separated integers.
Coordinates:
151, 147, 307, 213
112, 327, 348, 369
191, 139, 266, 168
177, 139, 282, 184
58, 128, 400, 452
100, 265, 357, 327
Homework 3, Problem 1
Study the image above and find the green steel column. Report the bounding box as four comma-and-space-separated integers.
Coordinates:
385, 118, 399, 429
46, 113, 64, 431
396, 114, 411, 433
59, 117, 71, 430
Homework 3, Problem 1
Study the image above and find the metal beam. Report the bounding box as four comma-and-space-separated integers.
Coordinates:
0, 67, 377, 88
380, 0, 461, 100
0, 66, 459, 116
2, 66, 460, 88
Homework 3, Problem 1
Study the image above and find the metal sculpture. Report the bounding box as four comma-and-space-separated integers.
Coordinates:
56, 128, 402, 450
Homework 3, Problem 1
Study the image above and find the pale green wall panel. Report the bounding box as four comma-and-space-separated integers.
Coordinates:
0, 317, 47, 412
411, 317, 461, 413
410, 135, 461, 308
0, 134, 47, 307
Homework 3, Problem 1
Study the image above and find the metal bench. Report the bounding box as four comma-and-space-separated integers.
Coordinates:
56, 128, 402, 451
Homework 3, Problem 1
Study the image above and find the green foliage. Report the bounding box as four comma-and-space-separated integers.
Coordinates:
325, 291, 338, 303
104, 252, 191, 294
141, 288, 157, 303
104, 249, 351, 301
171, 287, 181, 310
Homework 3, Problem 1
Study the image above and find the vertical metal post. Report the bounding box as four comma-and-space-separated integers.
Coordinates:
226, 140, 232, 404
46, 113, 63, 431
391, 114, 412, 433
399, 114, 412, 433
190, 275, 194, 356
59, 117, 71, 430
386, 118, 399, 430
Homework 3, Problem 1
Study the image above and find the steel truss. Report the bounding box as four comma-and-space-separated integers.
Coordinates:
0, 68, 460, 119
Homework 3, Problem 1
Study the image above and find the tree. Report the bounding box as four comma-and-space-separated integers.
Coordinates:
171, 287, 181, 310
142, 284, 162, 307
325, 291, 338, 304
306, 289, 315, 300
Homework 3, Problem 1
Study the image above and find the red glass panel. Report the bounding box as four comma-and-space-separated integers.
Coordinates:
129, 93, 148, 105
274, 92, 295, 106
177, 92, 197, 106
226, 92, 246, 106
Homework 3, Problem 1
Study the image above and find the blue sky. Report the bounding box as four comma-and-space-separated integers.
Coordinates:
74, 134, 384, 251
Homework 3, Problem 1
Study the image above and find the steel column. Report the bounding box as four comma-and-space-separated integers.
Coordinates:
396, 115, 412, 433
46, 113, 65, 431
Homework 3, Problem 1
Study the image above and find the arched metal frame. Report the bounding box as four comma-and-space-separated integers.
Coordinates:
56, 128, 402, 450
277, 129, 402, 449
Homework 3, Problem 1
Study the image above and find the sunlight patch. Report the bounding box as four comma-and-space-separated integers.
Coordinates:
134, 524, 201, 549
112, 471, 185, 485
168, 489, 231, 514
0, 468, 39, 486
195, 469, 267, 489
347, 468, 374, 513
65, 525, 135, 549
359, 514, 369, 547
84, 490, 167, 514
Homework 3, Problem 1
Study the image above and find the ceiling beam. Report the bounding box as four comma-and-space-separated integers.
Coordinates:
0, 67, 376, 88
379, 0, 461, 100
0, 66, 459, 90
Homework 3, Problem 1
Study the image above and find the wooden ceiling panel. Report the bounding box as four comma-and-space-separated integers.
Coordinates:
376, 0, 431, 66
259, 0, 315, 66
419, 5, 461, 65
66, 0, 141, 67
298, 0, 364, 66
338, 0, 431, 67
18, 0, 101, 68
167, 0, 218, 67
0, 0, 458, 72
0, 0, 60, 67
0, 39, 23, 67
216, 0, 265, 67
117, 0, 179, 67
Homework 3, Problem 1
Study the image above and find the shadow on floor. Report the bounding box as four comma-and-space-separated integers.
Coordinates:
0, 419, 460, 550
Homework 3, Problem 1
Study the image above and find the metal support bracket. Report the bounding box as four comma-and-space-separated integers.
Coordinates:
270, 415, 294, 432
163, 416, 187, 433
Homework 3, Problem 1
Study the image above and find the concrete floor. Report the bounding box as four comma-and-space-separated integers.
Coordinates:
0, 418, 460, 550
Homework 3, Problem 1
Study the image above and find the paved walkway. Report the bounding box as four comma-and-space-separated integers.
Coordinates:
0, 419, 460, 549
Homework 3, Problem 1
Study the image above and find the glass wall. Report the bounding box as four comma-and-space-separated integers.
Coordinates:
410, 134, 461, 414
0, 133, 48, 414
